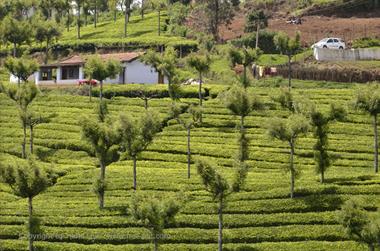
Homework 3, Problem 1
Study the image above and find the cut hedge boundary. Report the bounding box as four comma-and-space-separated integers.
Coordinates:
90, 84, 227, 99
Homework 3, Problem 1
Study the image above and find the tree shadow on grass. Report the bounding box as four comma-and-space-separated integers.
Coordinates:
296, 186, 344, 212
35, 147, 58, 162
324, 175, 375, 185
81, 30, 106, 39
103, 205, 129, 215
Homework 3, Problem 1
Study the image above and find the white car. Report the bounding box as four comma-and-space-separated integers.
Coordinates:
311, 38, 346, 50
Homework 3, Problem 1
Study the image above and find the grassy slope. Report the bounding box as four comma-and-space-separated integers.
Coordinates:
0, 80, 379, 250
58, 12, 195, 47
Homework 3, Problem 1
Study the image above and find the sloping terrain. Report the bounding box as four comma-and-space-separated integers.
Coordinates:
220, 1, 380, 43
0, 81, 379, 250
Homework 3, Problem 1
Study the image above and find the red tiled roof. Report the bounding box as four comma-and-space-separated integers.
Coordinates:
58, 52, 144, 66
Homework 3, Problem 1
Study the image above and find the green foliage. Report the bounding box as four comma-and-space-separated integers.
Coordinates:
268, 114, 310, 145
352, 37, 380, 48
338, 199, 380, 248
0, 158, 52, 199
92, 177, 107, 199
196, 158, 230, 202
244, 10, 268, 33
26, 216, 42, 236
0, 15, 32, 56
223, 85, 263, 123
118, 111, 162, 159
354, 84, 380, 117
84, 55, 122, 82
231, 31, 280, 54
274, 32, 302, 57
167, 3, 189, 37
187, 53, 211, 78
131, 194, 180, 250
4, 57, 39, 83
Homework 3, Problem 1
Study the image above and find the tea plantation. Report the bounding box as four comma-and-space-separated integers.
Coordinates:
0, 81, 379, 251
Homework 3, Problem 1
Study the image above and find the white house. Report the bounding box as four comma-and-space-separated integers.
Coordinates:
24, 52, 166, 85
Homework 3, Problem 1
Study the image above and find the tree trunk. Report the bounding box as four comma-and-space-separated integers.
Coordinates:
243, 65, 247, 87
199, 72, 203, 123
100, 80, 103, 102
290, 142, 295, 198
94, 1, 97, 28
45, 40, 49, 64
255, 23, 260, 49
374, 114, 378, 173
114, 10, 117, 22
99, 162, 105, 209
369, 244, 375, 251
77, 2, 81, 39
30, 125, 34, 154
144, 98, 148, 110
22, 123, 27, 159
153, 236, 158, 251
28, 197, 34, 251
141, 0, 144, 19
288, 55, 292, 90
218, 197, 223, 251
13, 43, 17, 58
213, 0, 219, 41
158, 10, 161, 36
133, 156, 137, 191
89, 84, 92, 102
124, 7, 128, 37
67, 0, 70, 32
320, 168, 325, 184
187, 127, 191, 179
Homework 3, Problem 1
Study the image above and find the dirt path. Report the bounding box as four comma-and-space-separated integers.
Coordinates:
220, 15, 380, 46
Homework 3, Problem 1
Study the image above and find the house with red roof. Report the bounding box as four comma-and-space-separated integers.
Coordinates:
31, 52, 165, 85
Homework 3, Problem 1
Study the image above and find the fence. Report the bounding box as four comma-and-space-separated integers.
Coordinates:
314, 47, 380, 61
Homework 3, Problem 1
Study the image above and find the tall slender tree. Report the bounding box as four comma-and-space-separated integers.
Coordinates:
75, 0, 82, 39
245, 10, 268, 49
130, 194, 180, 251
84, 55, 122, 102
171, 104, 201, 178
274, 32, 302, 90
0, 16, 32, 57
1, 83, 38, 159
223, 84, 263, 191
80, 101, 121, 209
0, 158, 56, 251
267, 114, 309, 198
123, 0, 133, 37
354, 84, 380, 174
196, 158, 231, 251
141, 47, 180, 101
4, 57, 39, 86
309, 103, 346, 183
35, 20, 62, 64
187, 53, 210, 123
26, 112, 55, 154
118, 111, 161, 190
339, 199, 380, 251
229, 47, 261, 88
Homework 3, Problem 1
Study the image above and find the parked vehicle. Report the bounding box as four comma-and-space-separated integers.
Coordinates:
311, 38, 346, 49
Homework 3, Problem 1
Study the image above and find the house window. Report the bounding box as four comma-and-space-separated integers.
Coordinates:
62, 66, 80, 80
40, 68, 53, 81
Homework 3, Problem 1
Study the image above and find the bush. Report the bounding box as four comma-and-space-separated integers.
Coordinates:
231, 30, 280, 54
352, 37, 380, 48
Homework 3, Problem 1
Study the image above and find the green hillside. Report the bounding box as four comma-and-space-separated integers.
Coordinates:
0, 80, 379, 250
54, 12, 196, 50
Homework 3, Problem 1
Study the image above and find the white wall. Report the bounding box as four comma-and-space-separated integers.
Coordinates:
126, 59, 164, 84
314, 48, 380, 61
